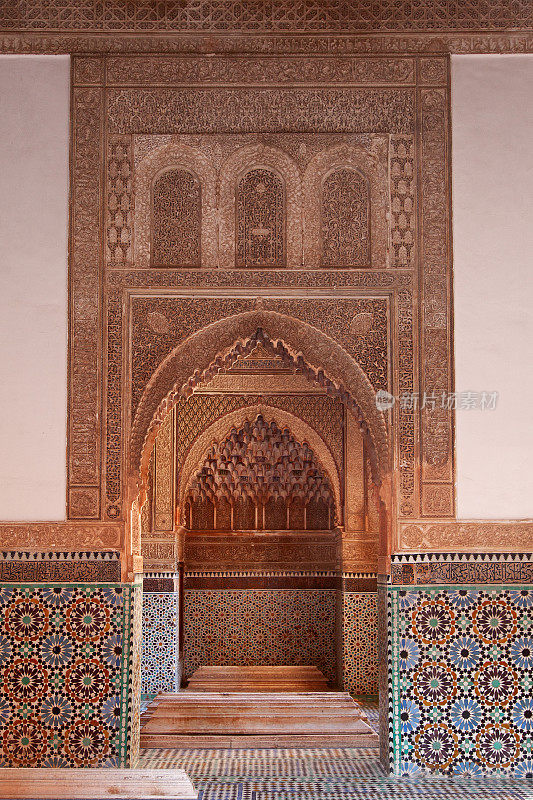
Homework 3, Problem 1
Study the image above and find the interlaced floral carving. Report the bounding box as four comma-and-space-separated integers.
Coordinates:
184, 415, 335, 531
106, 135, 132, 267
152, 169, 201, 267
390, 136, 415, 268
236, 169, 285, 267
321, 168, 370, 266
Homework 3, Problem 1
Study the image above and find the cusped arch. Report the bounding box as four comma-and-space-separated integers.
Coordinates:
177, 404, 342, 517
129, 310, 390, 498
219, 144, 302, 267
134, 140, 217, 267
303, 141, 389, 268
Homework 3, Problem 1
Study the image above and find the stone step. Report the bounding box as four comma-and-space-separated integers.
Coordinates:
0, 769, 197, 799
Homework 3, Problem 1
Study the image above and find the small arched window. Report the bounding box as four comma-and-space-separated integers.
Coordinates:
236, 168, 285, 267
321, 168, 370, 267
152, 168, 201, 267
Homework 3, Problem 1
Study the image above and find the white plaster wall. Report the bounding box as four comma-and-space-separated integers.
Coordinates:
452, 55, 533, 518
0, 56, 69, 520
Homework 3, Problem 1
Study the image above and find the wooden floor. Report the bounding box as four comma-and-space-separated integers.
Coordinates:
0, 769, 197, 799
141, 666, 378, 749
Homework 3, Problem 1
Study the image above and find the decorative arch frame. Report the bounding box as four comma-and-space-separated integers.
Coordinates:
302, 141, 389, 268
134, 140, 218, 268
218, 144, 302, 267
177, 404, 342, 517
128, 310, 390, 508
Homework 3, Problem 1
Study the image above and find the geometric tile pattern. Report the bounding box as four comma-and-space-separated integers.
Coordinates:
141, 592, 180, 696
390, 585, 533, 776
0, 583, 132, 767
138, 744, 533, 798
184, 589, 337, 683
339, 592, 378, 695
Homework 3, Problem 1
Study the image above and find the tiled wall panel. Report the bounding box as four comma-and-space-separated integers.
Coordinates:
141, 592, 180, 696
389, 584, 533, 776
339, 592, 378, 695
184, 589, 337, 683
0, 583, 134, 767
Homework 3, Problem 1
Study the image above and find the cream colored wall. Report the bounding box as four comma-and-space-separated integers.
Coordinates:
0, 55, 69, 520
452, 55, 533, 518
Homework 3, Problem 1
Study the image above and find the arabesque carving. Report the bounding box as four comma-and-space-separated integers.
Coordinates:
152, 168, 201, 267
0, 523, 123, 551
133, 139, 217, 268
1, 2, 531, 34
3, 34, 533, 56
321, 167, 370, 267
399, 522, 533, 553
106, 88, 415, 135
219, 144, 301, 268
302, 141, 389, 268
130, 315, 389, 495
236, 168, 285, 268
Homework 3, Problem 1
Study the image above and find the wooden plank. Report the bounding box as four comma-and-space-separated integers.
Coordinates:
0, 769, 197, 799
143, 720, 370, 734
156, 692, 342, 704
186, 665, 331, 693
148, 704, 359, 715
140, 733, 379, 748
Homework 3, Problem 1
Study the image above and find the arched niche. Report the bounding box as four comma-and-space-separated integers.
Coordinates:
218, 144, 302, 267
134, 140, 217, 268
151, 167, 201, 267
127, 310, 392, 571
302, 141, 389, 268
235, 166, 286, 267
129, 311, 389, 494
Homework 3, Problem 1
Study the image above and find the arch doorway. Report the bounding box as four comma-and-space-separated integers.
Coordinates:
134, 328, 389, 702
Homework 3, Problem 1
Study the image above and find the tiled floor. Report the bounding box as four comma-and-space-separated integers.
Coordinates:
138, 698, 533, 799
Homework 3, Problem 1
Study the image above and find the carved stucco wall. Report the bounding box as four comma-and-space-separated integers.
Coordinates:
59, 54, 450, 565
0, 51, 531, 553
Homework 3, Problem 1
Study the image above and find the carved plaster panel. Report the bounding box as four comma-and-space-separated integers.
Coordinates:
129, 297, 389, 418
399, 521, 533, 553
68, 84, 104, 517
121, 132, 411, 270
153, 407, 174, 532
219, 143, 302, 268
184, 533, 338, 572
106, 88, 415, 135
133, 139, 218, 268
302, 140, 389, 268
63, 55, 456, 562
105, 57, 416, 85
0, 523, 123, 551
